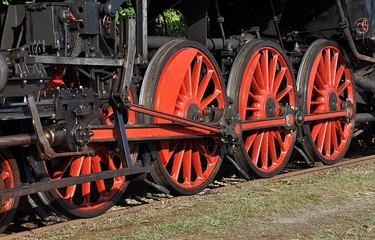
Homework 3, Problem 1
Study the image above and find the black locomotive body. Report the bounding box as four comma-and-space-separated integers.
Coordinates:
0, 0, 373, 233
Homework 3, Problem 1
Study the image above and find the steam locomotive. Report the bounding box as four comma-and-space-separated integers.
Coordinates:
0, 0, 373, 232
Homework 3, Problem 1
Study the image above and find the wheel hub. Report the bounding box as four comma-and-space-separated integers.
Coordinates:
265, 97, 277, 118
328, 92, 338, 111
186, 104, 201, 120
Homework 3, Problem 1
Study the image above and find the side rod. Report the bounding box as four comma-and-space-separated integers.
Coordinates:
0, 166, 150, 201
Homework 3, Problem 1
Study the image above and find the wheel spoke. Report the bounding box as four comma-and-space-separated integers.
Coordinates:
192, 55, 203, 97
260, 131, 269, 169
171, 141, 186, 181
314, 71, 326, 90
52, 157, 74, 180
251, 132, 264, 166
248, 91, 259, 102
274, 130, 286, 153
318, 54, 328, 85
331, 121, 339, 150
244, 133, 257, 152
0, 170, 9, 181
180, 72, 189, 96
160, 140, 179, 165
92, 155, 106, 196
184, 65, 193, 96
337, 80, 350, 95
246, 107, 260, 111
255, 55, 265, 90
64, 185, 77, 200
251, 76, 263, 95
323, 121, 332, 157
313, 86, 325, 97
268, 131, 278, 164
200, 89, 222, 109
311, 121, 324, 142
261, 49, 269, 90
310, 100, 324, 105
272, 67, 286, 95
334, 65, 345, 89
183, 141, 192, 183
197, 70, 213, 102
324, 48, 332, 86
192, 145, 203, 179
269, 54, 278, 91
331, 52, 339, 86
81, 156, 92, 206
197, 144, 217, 165
316, 122, 328, 153
69, 156, 84, 177
334, 120, 345, 139
276, 86, 292, 102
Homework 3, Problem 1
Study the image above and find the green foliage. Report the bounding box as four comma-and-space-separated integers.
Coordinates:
156, 9, 186, 37
115, 0, 135, 24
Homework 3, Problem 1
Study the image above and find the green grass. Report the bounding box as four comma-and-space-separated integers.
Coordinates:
34, 162, 375, 240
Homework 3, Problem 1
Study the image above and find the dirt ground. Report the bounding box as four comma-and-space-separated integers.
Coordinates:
25, 160, 375, 240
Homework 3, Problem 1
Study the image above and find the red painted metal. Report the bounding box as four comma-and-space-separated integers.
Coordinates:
90, 124, 214, 142
238, 46, 296, 173
303, 110, 347, 122
0, 158, 16, 218
306, 45, 355, 160
129, 104, 220, 133
0, 151, 19, 232
152, 47, 225, 189
49, 65, 80, 89
46, 144, 125, 211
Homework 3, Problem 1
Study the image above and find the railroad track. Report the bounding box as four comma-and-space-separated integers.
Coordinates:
2, 153, 374, 240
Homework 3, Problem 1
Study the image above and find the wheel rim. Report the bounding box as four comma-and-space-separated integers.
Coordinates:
305, 45, 354, 161
0, 151, 19, 232
147, 43, 225, 190
45, 144, 125, 211
236, 44, 296, 174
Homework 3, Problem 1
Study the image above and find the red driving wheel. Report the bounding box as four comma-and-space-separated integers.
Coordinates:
297, 39, 355, 164
298, 39, 355, 164
227, 40, 297, 178
140, 40, 225, 195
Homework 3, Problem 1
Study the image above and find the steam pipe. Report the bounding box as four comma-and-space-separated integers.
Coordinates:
354, 73, 375, 93
356, 112, 375, 123
147, 35, 254, 51
0, 130, 66, 148
0, 134, 36, 148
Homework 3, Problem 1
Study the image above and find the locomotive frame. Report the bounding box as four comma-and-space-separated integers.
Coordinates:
0, 0, 373, 232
